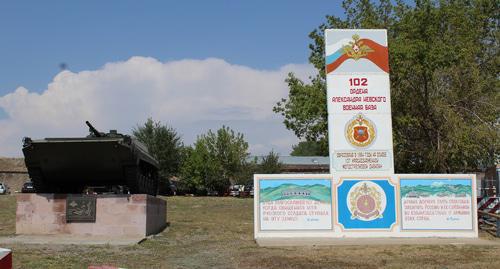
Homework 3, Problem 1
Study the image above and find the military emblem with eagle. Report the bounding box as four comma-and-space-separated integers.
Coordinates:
342, 34, 374, 60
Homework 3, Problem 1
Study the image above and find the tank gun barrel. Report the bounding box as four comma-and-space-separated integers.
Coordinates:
85, 121, 102, 137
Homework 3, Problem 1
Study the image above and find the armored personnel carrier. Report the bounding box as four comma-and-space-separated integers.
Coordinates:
22, 121, 159, 195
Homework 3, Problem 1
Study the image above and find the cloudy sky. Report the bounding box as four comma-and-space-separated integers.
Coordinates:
0, 1, 343, 157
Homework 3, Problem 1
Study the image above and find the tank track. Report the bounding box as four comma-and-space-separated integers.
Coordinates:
125, 166, 158, 196
30, 165, 157, 195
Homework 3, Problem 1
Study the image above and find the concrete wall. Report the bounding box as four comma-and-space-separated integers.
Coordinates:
16, 194, 166, 237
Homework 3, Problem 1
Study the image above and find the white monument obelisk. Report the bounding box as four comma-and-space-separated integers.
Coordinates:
325, 29, 394, 174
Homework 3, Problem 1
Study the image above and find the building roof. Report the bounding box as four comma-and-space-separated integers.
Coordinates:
279, 156, 329, 165
248, 156, 330, 165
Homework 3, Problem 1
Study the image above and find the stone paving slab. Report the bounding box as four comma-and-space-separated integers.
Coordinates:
0, 235, 145, 246
256, 237, 500, 247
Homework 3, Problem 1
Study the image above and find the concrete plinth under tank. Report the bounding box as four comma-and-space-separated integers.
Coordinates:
15, 193, 167, 237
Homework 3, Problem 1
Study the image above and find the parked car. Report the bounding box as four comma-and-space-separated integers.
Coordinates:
21, 182, 36, 193
239, 185, 254, 198
206, 189, 219, 196
0, 183, 8, 195
229, 185, 241, 197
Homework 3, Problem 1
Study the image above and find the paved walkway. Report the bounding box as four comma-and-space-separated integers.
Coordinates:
256, 237, 500, 247
0, 235, 145, 246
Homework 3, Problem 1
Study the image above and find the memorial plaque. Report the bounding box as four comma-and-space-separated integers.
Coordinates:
258, 176, 332, 231
66, 195, 97, 223
400, 176, 474, 231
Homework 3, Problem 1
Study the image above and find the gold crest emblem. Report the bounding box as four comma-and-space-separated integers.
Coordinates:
342, 34, 374, 60
348, 181, 384, 221
345, 113, 376, 148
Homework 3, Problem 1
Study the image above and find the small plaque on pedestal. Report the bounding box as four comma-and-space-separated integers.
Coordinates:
66, 195, 97, 223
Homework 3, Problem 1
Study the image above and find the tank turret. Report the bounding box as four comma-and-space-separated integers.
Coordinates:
22, 121, 159, 195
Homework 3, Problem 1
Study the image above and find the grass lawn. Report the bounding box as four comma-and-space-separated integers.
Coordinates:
1, 195, 499, 269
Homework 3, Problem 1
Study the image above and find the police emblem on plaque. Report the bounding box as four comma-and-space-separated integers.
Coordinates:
345, 113, 376, 148
347, 181, 386, 221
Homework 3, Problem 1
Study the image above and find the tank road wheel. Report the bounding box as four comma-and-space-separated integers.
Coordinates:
139, 173, 147, 194
125, 165, 157, 195
125, 167, 140, 194
148, 173, 155, 196
145, 170, 158, 196
139, 168, 155, 196
149, 174, 157, 196
138, 170, 150, 195
146, 174, 154, 196
151, 172, 158, 196
143, 173, 150, 195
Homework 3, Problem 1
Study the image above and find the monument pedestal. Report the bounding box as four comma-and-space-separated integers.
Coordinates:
16, 193, 167, 237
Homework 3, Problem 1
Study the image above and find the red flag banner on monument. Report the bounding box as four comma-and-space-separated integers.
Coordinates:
326, 36, 389, 74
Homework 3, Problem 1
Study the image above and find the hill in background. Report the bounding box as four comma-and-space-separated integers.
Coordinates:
0, 158, 28, 192
401, 184, 471, 198
260, 183, 331, 203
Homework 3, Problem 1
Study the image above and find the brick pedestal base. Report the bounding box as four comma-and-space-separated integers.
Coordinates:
16, 194, 166, 237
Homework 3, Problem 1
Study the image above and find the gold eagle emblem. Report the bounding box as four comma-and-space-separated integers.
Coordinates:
342, 34, 374, 60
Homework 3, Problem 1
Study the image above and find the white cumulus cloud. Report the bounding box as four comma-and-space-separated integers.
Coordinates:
0, 57, 315, 157
431, 181, 445, 188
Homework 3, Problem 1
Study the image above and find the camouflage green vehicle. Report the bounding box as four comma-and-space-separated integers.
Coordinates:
22, 121, 159, 195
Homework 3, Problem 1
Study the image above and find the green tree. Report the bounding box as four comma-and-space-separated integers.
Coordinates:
258, 151, 283, 174
291, 141, 324, 156
133, 118, 183, 193
178, 144, 211, 194
233, 151, 284, 186
274, 0, 499, 172
234, 159, 258, 186
180, 126, 250, 194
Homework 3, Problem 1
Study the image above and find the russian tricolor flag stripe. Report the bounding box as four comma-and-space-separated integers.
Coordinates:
325, 38, 389, 74
325, 49, 344, 66
325, 38, 352, 55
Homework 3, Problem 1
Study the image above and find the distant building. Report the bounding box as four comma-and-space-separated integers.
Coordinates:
249, 156, 329, 173
406, 191, 419, 198
281, 189, 311, 197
